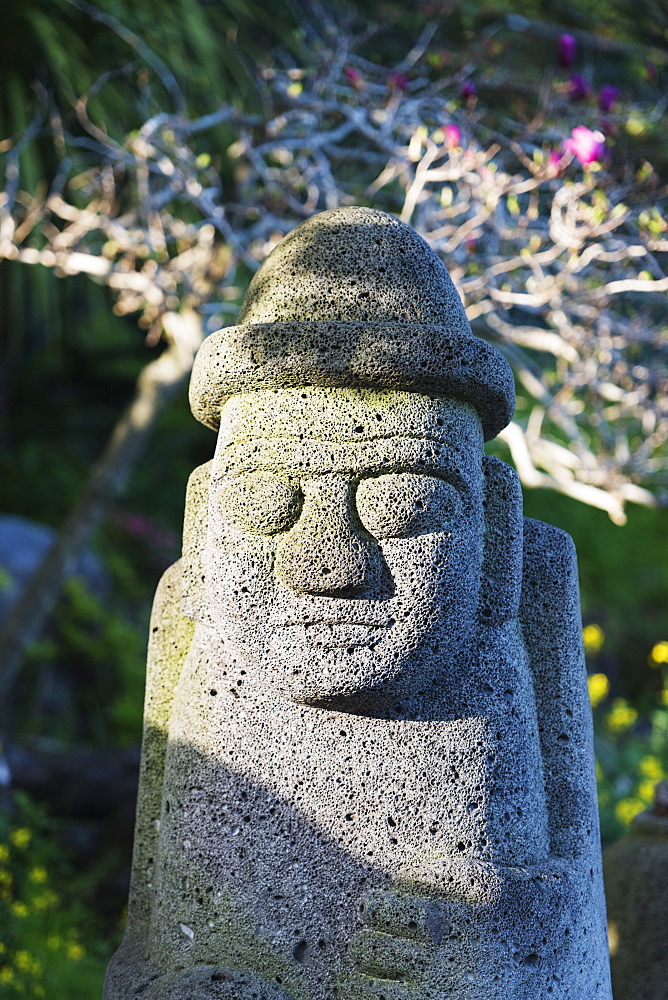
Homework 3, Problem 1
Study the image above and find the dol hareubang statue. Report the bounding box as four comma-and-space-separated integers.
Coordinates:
105, 208, 612, 999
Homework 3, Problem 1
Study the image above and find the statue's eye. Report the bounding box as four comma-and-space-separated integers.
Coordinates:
355, 473, 460, 539
216, 473, 302, 535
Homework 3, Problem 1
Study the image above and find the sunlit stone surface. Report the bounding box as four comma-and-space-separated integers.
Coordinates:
105, 208, 612, 999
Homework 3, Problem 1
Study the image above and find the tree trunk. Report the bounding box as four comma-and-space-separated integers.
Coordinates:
0, 309, 203, 719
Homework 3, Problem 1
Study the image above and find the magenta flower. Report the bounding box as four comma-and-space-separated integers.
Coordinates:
558, 33, 577, 68
598, 85, 620, 113
460, 80, 476, 100
563, 126, 606, 166
344, 66, 362, 88
548, 150, 565, 175
568, 73, 590, 101
123, 513, 151, 536
388, 71, 408, 92
443, 123, 462, 147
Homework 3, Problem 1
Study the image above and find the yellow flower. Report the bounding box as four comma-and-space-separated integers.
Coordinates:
638, 779, 658, 804
65, 942, 86, 961
639, 755, 664, 781
0, 967, 14, 984
606, 698, 638, 733
11, 901, 28, 918
14, 952, 41, 975
31, 888, 58, 910
9, 828, 31, 850
0, 868, 12, 886
583, 624, 605, 656
588, 672, 610, 709
27, 866, 48, 885
615, 797, 645, 825
15, 951, 30, 971
0, 845, 9, 862
46, 935, 61, 951
649, 640, 668, 666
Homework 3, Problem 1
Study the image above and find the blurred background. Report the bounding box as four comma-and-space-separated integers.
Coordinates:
0, 0, 667, 994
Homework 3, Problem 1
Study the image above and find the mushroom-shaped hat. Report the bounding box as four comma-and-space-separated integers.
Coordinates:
189, 207, 515, 441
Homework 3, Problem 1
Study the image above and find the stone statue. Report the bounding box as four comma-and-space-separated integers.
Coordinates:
603, 781, 668, 999
105, 207, 612, 999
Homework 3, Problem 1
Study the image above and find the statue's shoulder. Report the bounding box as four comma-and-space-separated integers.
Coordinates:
149, 558, 194, 645
152, 558, 185, 615
523, 515, 575, 561
521, 516, 579, 615
145, 558, 195, 689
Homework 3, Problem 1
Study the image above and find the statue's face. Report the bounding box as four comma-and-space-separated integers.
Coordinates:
206, 387, 484, 709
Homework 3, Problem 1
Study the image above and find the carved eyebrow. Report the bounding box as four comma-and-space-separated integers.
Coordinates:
356, 466, 472, 497
222, 431, 455, 446
216, 441, 454, 468
213, 447, 475, 498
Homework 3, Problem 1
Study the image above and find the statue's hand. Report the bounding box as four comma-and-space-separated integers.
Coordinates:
340, 889, 449, 998
144, 965, 293, 1000
342, 856, 502, 994
342, 856, 594, 999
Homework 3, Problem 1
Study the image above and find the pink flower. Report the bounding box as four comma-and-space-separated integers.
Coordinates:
558, 33, 577, 68
123, 513, 151, 536
568, 73, 590, 102
460, 80, 476, 100
548, 149, 565, 175
563, 126, 606, 166
443, 123, 462, 147
388, 71, 408, 92
344, 66, 362, 88
598, 85, 619, 113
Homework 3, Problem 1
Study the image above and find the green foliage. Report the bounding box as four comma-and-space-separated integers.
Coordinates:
585, 632, 668, 843
0, 0, 303, 376
0, 792, 111, 998
1, 0, 302, 142
18, 576, 146, 747
355, 0, 668, 50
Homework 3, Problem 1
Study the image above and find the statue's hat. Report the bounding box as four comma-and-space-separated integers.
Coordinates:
189, 207, 515, 441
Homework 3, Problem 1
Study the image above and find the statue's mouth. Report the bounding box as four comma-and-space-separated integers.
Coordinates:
271, 620, 394, 650
277, 618, 394, 627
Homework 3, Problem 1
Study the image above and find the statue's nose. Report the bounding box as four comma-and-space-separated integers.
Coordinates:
275, 476, 382, 597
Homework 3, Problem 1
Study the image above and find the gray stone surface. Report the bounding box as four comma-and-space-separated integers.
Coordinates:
603, 797, 668, 1000
106, 207, 612, 999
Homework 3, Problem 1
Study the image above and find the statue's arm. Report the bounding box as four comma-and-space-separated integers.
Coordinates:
126, 558, 196, 933
122, 456, 210, 941
520, 516, 600, 863
104, 559, 195, 994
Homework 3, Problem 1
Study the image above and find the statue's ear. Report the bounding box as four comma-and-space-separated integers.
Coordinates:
181, 460, 212, 623
479, 455, 523, 627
